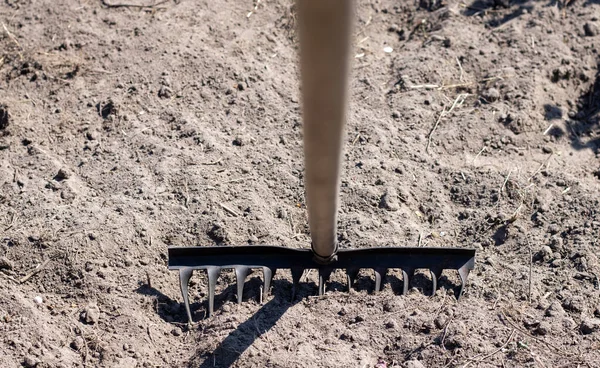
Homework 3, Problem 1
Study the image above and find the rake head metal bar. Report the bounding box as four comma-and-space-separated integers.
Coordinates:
168, 246, 475, 323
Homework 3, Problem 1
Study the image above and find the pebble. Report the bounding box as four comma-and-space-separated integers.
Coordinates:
580, 319, 599, 335
482, 88, 500, 102
33, 296, 43, 304
534, 321, 551, 335
23, 356, 40, 368
379, 187, 400, 211
535, 246, 553, 261
0, 104, 9, 130
171, 327, 183, 336
547, 223, 561, 234
71, 336, 85, 351
54, 168, 71, 181
584, 22, 598, 37
384, 319, 398, 329
0, 256, 13, 270
545, 301, 565, 317
158, 86, 173, 99
81, 303, 100, 324
434, 315, 447, 329
233, 136, 245, 146
405, 360, 425, 368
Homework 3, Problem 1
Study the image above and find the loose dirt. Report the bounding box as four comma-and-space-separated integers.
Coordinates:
1, 0, 600, 367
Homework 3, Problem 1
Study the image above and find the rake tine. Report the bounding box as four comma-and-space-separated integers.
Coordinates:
262, 267, 276, 297
235, 266, 252, 305
430, 267, 443, 295
401, 269, 411, 295
318, 267, 333, 296
457, 263, 472, 299
178, 268, 194, 324
206, 266, 221, 317
291, 267, 304, 300
346, 267, 359, 292
374, 268, 386, 293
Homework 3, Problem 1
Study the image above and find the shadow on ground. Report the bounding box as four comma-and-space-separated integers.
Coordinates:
542, 64, 600, 152
187, 279, 301, 368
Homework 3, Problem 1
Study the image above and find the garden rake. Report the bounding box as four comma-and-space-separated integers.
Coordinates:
168, 0, 476, 323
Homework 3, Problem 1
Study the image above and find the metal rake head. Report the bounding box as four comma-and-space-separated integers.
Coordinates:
168, 246, 476, 323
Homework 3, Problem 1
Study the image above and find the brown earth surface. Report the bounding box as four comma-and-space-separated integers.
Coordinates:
1, 0, 600, 367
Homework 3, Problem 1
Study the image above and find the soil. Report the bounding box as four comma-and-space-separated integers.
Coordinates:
1, 0, 600, 367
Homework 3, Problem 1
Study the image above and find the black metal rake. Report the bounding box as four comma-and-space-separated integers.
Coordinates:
169, 246, 475, 323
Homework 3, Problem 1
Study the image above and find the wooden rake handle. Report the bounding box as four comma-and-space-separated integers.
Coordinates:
297, 0, 354, 262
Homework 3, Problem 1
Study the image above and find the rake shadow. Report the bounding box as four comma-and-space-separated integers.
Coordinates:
188, 278, 301, 368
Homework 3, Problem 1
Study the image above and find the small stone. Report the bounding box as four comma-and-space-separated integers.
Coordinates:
33, 296, 43, 304
405, 360, 425, 368
534, 246, 553, 262
354, 315, 365, 323
534, 321, 551, 335
379, 187, 400, 211
547, 223, 561, 234
0, 256, 13, 270
207, 223, 230, 244
384, 319, 398, 329
158, 86, 172, 99
338, 307, 348, 316
584, 22, 598, 37
70, 336, 85, 351
482, 88, 500, 102
580, 319, 600, 335
23, 356, 40, 368
277, 207, 288, 220
171, 327, 183, 336
542, 146, 553, 154
54, 168, 71, 181
81, 303, 100, 324
545, 301, 565, 317
0, 104, 9, 130
434, 315, 447, 329
232, 136, 245, 146
85, 131, 97, 141
375, 358, 387, 368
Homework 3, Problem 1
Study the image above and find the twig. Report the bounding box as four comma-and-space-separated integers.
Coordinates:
2, 22, 22, 49
500, 311, 573, 356
528, 154, 554, 182
220, 203, 240, 217
0, 271, 19, 283
247, 0, 261, 18
203, 159, 222, 166
101, 0, 168, 9
426, 93, 468, 153
440, 317, 453, 350
527, 239, 533, 303
456, 57, 464, 82
500, 169, 513, 194
461, 330, 515, 368
426, 106, 447, 153
19, 259, 51, 284
472, 146, 487, 164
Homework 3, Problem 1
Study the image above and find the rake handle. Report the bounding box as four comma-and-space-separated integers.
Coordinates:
297, 0, 354, 263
